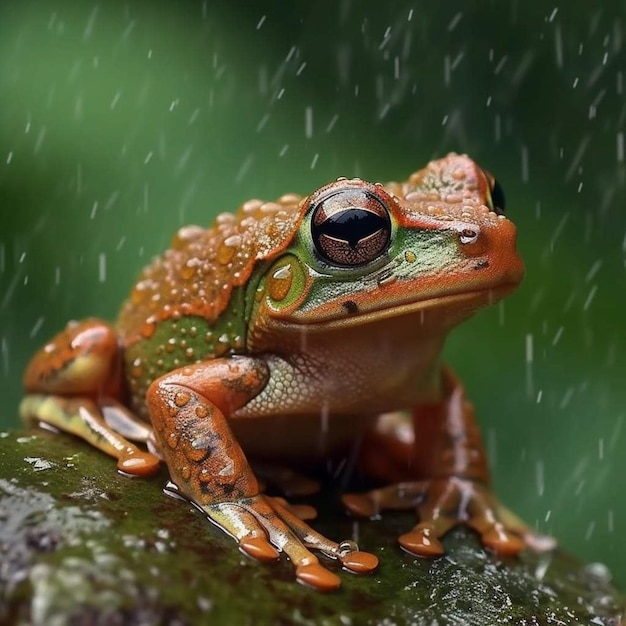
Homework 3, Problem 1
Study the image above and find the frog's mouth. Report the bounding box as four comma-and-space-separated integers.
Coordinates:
278, 282, 520, 332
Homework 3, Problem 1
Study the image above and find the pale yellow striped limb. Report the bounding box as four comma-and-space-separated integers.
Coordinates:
20, 394, 160, 476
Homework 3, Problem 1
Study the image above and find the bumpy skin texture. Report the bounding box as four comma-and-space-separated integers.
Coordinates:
21, 154, 552, 592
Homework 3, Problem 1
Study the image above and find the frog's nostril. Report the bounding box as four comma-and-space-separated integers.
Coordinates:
459, 227, 479, 245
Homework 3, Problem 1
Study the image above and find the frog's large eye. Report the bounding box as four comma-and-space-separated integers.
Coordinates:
483, 169, 506, 215
490, 178, 506, 215
310, 189, 392, 267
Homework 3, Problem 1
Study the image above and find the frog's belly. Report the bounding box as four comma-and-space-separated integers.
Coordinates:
231, 328, 444, 462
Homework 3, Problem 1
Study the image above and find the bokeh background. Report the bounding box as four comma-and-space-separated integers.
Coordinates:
1, 1, 625, 587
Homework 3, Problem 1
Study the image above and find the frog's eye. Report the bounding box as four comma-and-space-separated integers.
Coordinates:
483, 169, 506, 215
310, 189, 392, 267
489, 178, 506, 215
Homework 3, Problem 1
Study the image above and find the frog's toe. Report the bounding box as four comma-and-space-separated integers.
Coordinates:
477, 524, 525, 557
296, 562, 341, 591
239, 534, 280, 562
398, 522, 446, 557
489, 501, 556, 553
117, 449, 161, 476
342, 483, 427, 518
523, 531, 557, 552
337, 542, 379, 573
269, 497, 378, 575
267, 496, 317, 521
342, 493, 380, 517
252, 464, 321, 498
201, 494, 376, 589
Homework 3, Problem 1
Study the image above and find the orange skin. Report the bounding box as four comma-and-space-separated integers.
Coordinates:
21, 154, 554, 591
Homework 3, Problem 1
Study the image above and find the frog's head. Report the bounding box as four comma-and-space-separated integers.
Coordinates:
250, 153, 524, 340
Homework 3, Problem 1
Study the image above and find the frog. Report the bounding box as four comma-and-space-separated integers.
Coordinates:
20, 153, 553, 591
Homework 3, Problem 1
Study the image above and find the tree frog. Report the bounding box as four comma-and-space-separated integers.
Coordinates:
21, 154, 551, 591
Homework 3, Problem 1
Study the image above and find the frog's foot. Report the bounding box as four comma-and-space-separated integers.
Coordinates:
20, 394, 161, 477
198, 493, 378, 591
252, 462, 321, 497
267, 496, 317, 521
343, 477, 555, 558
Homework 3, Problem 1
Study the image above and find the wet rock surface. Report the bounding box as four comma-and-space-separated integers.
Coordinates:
1, 429, 624, 626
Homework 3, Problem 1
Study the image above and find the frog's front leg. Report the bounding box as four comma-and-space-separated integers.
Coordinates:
147, 357, 377, 591
20, 319, 160, 475
343, 367, 555, 557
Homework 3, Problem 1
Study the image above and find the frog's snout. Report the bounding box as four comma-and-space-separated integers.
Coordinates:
455, 216, 524, 287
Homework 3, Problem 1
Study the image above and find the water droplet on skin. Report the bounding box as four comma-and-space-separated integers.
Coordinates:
224, 234, 242, 247
268, 264, 293, 301
217, 243, 235, 265
131, 357, 143, 379
216, 212, 236, 224
180, 262, 195, 280
174, 391, 190, 407
259, 202, 280, 214
278, 193, 301, 204
195, 405, 208, 418
172, 225, 204, 248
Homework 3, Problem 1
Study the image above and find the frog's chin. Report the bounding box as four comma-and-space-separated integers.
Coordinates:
281, 282, 519, 332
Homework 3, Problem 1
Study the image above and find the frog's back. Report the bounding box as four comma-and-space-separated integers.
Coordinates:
118, 193, 304, 344
117, 193, 304, 413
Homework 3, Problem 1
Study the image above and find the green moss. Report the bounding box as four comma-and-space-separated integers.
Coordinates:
1, 429, 624, 625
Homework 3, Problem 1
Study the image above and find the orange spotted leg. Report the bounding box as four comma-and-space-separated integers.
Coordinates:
146, 357, 377, 591
343, 367, 555, 557
20, 319, 160, 476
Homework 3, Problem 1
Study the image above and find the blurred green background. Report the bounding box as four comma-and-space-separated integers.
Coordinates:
1, 0, 625, 588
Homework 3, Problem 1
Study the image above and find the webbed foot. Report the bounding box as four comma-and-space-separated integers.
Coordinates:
193, 492, 378, 590
343, 477, 555, 558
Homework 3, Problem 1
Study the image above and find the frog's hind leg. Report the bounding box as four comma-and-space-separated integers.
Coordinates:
20, 318, 160, 476
342, 368, 556, 556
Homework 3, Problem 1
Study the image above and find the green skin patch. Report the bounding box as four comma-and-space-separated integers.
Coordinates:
123, 288, 248, 416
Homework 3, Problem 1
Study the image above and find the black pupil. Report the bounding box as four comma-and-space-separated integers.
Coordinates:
317, 208, 387, 249
491, 179, 506, 214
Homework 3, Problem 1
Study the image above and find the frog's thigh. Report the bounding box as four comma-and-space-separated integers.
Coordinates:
20, 318, 159, 476
357, 411, 418, 484
23, 318, 120, 395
